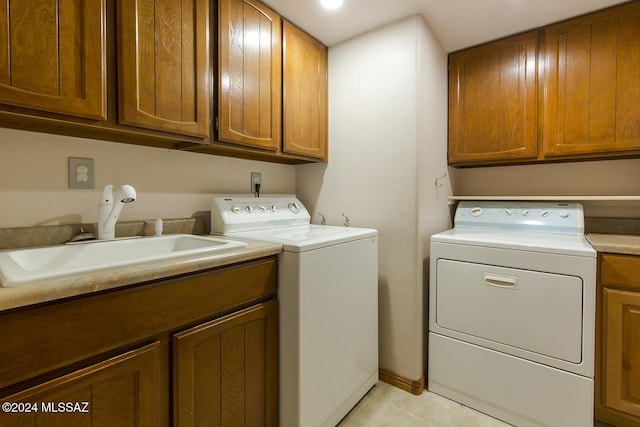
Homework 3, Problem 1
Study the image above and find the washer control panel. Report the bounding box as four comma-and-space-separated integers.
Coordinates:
211, 196, 311, 234
454, 201, 585, 235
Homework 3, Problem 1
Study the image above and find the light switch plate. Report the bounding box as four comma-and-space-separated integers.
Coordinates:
68, 157, 94, 189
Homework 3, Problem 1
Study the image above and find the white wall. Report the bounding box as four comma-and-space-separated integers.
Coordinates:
296, 15, 450, 383
0, 127, 296, 228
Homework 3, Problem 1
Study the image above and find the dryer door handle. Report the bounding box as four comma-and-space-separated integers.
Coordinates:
483, 273, 519, 290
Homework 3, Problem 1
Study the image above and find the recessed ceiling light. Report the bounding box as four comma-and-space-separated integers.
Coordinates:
320, 0, 343, 10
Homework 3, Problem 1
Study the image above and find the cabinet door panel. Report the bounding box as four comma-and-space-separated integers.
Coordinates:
0, 343, 162, 427
603, 288, 640, 418
543, 2, 640, 156
448, 31, 538, 164
0, 0, 106, 120
173, 300, 278, 427
117, 0, 210, 138
283, 20, 327, 161
218, 0, 281, 150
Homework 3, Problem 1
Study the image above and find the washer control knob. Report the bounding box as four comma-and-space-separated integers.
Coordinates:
270, 205, 277, 212
258, 205, 267, 213
504, 209, 512, 216
540, 210, 550, 217
245, 206, 253, 214
559, 210, 569, 218
522, 210, 530, 216
231, 206, 241, 214
288, 202, 301, 213
470, 207, 483, 217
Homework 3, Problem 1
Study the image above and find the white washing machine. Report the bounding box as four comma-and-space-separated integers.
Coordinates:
211, 196, 378, 427
429, 201, 596, 427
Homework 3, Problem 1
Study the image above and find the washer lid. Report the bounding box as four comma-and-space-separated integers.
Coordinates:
231, 225, 378, 252
432, 228, 596, 257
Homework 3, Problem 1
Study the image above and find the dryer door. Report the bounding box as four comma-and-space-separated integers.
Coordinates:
435, 259, 583, 363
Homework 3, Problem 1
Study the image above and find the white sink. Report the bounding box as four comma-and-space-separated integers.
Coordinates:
0, 234, 248, 287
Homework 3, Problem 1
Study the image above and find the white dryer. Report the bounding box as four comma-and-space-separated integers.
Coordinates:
429, 201, 596, 427
211, 196, 378, 427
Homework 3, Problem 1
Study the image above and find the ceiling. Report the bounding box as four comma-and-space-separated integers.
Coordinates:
262, 0, 629, 52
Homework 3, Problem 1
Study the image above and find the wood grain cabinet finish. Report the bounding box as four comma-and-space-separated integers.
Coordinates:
0, 343, 162, 427
0, 257, 278, 427
448, 31, 538, 165
218, 0, 282, 151
174, 300, 278, 427
117, 0, 210, 138
0, 0, 107, 120
597, 253, 640, 426
282, 20, 328, 161
542, 1, 640, 158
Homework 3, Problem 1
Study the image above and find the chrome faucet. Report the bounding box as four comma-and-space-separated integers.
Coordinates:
97, 184, 136, 240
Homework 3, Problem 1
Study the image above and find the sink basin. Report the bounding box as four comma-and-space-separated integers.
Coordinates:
0, 234, 248, 287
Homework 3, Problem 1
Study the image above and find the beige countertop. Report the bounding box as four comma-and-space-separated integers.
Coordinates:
0, 237, 282, 312
587, 233, 640, 256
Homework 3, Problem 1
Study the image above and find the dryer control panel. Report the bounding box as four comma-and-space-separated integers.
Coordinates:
454, 201, 584, 235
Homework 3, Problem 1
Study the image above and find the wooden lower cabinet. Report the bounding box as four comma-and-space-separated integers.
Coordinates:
597, 253, 640, 426
174, 300, 278, 426
602, 288, 640, 419
0, 343, 162, 426
0, 257, 278, 427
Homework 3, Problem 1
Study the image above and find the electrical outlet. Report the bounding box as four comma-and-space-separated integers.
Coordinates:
68, 157, 94, 189
251, 172, 262, 193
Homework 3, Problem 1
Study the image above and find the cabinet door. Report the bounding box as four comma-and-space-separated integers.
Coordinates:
282, 20, 327, 161
0, 0, 106, 120
173, 300, 278, 427
0, 342, 161, 427
218, 0, 282, 151
117, 0, 210, 138
448, 31, 538, 165
603, 288, 640, 419
543, 2, 640, 157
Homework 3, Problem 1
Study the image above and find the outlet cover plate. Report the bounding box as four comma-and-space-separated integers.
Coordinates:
68, 157, 95, 189
251, 172, 262, 192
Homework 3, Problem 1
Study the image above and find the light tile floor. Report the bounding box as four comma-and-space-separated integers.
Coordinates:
338, 382, 613, 427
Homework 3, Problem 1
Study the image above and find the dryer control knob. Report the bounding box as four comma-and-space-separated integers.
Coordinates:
231, 206, 241, 214
470, 207, 483, 217
245, 206, 254, 213
540, 210, 550, 217
559, 210, 569, 218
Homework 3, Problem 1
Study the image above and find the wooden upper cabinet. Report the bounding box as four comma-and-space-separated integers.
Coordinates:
282, 20, 328, 161
0, 0, 106, 120
543, 2, 640, 157
117, 0, 210, 138
218, 0, 282, 151
448, 31, 538, 165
